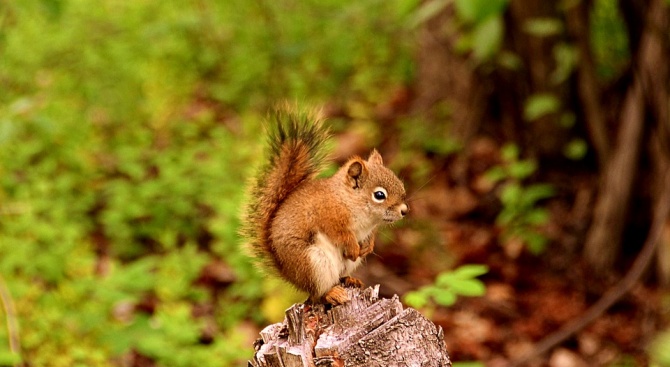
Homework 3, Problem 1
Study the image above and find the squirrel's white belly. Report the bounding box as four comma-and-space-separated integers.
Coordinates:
308, 232, 363, 296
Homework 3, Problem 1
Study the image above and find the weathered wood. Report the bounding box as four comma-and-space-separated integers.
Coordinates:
250, 285, 451, 367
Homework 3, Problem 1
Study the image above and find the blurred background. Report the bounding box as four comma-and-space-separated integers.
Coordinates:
0, 0, 669, 366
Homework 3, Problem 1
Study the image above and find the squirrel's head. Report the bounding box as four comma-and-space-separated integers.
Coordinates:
341, 150, 408, 225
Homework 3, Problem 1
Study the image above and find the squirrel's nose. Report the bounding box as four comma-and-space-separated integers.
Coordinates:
400, 203, 409, 217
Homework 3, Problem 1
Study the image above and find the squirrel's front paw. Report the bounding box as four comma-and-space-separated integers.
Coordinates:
322, 285, 349, 305
359, 243, 373, 258
343, 244, 360, 262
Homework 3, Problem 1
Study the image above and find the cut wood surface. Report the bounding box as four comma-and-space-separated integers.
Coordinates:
249, 285, 452, 367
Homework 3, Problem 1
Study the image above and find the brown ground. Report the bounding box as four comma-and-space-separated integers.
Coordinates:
353, 134, 669, 367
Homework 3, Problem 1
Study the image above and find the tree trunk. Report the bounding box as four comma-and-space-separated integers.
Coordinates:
249, 285, 452, 367
583, 0, 669, 273
411, 4, 486, 144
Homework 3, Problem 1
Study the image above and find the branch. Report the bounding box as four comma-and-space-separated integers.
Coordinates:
582, 78, 644, 271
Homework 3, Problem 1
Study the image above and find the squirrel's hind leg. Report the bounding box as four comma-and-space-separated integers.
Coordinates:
322, 285, 348, 305
308, 233, 349, 305
340, 276, 364, 288
320, 277, 363, 306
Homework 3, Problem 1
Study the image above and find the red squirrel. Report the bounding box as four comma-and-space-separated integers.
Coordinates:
241, 107, 408, 305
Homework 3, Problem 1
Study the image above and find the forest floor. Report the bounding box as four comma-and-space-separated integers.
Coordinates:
352, 134, 669, 367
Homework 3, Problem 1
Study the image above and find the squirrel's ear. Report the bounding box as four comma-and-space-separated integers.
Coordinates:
367, 149, 383, 165
346, 158, 368, 189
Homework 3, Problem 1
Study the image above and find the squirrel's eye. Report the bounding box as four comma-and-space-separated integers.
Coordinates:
372, 187, 387, 203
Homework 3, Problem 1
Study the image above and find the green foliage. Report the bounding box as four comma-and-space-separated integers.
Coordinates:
455, 0, 509, 61
398, 115, 462, 157
408, 0, 450, 28
609, 355, 640, 367
551, 43, 578, 85
590, 0, 630, 81
523, 18, 564, 37
564, 138, 588, 160
486, 144, 554, 254
404, 265, 488, 309
454, 0, 508, 23
393, 113, 461, 185
470, 15, 504, 61
453, 362, 485, 367
523, 93, 561, 121
650, 330, 670, 367
0, 0, 415, 365
411, 0, 508, 62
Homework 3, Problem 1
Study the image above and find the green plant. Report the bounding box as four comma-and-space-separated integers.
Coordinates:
650, 329, 670, 367
589, 0, 630, 81
410, 0, 509, 62
404, 264, 488, 309
485, 144, 554, 254
452, 362, 485, 367
0, 0, 418, 365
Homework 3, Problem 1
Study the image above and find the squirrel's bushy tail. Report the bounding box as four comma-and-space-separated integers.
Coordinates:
241, 106, 329, 269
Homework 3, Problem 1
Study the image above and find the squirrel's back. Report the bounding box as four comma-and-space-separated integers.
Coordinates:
240, 107, 329, 270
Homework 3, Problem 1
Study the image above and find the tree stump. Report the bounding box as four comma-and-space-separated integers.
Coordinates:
249, 285, 452, 367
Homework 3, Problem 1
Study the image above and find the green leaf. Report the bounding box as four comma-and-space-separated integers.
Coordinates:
453, 362, 486, 367
396, 0, 423, 18
524, 231, 549, 254
551, 43, 578, 84
424, 137, 462, 156
523, 18, 564, 37
455, 0, 508, 23
521, 184, 555, 204
0, 351, 22, 366
508, 160, 537, 180
500, 183, 522, 204
454, 33, 474, 54
564, 138, 588, 160
524, 208, 550, 225
409, 0, 449, 27
432, 290, 458, 306
497, 51, 523, 70
451, 264, 489, 279
472, 15, 504, 61
650, 330, 670, 365
496, 208, 517, 226
404, 290, 429, 308
501, 143, 519, 162
448, 279, 487, 296
436, 273, 455, 287
484, 166, 507, 183
524, 94, 560, 121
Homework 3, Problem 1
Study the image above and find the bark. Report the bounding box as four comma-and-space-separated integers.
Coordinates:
653, 137, 670, 285
645, 0, 670, 284
582, 77, 644, 272
249, 285, 451, 367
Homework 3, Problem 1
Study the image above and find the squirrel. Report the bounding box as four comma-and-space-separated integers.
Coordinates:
241, 106, 408, 306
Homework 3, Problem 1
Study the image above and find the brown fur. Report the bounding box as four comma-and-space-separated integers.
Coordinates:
241, 107, 408, 305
